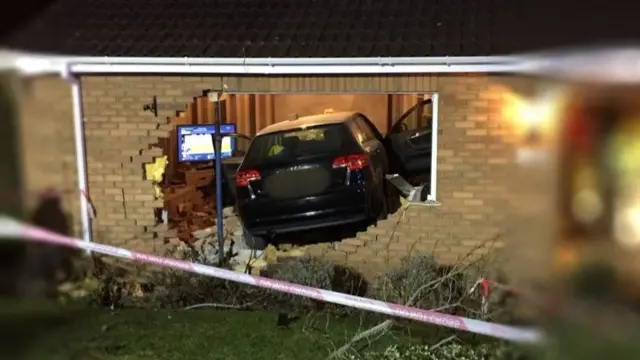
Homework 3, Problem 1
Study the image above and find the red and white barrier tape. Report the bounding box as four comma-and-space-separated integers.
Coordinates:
470, 277, 523, 302
0, 216, 542, 343
469, 278, 492, 314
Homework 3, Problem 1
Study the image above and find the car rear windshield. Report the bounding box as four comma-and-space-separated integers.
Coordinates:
243, 124, 354, 167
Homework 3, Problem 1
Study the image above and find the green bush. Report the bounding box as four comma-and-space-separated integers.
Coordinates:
84, 251, 369, 313
261, 255, 368, 315
374, 255, 479, 317
137, 246, 263, 309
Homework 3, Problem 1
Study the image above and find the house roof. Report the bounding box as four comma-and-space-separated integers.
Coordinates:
2, 0, 639, 58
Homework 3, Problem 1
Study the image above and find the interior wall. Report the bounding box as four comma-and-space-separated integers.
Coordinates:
272, 94, 389, 130
224, 93, 425, 136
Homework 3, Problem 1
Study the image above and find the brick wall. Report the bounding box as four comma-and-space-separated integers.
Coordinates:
79, 76, 211, 252
16, 74, 553, 281
309, 76, 525, 278
14, 75, 79, 222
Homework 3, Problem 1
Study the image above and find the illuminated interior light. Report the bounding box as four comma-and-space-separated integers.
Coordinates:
614, 204, 640, 249
501, 89, 564, 140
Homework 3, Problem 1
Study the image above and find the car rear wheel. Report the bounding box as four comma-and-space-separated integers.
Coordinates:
377, 184, 389, 220
242, 225, 267, 250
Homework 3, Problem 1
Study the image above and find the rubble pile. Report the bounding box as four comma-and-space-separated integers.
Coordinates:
159, 169, 308, 275
162, 184, 216, 244
168, 204, 308, 274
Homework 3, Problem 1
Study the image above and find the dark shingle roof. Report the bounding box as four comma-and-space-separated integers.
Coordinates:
2, 0, 640, 58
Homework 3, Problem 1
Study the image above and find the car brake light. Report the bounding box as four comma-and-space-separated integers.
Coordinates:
235, 169, 261, 187
332, 154, 368, 170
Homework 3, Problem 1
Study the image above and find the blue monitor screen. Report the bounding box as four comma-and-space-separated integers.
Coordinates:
176, 124, 236, 163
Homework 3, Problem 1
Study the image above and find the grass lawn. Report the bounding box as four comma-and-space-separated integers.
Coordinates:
1, 300, 409, 360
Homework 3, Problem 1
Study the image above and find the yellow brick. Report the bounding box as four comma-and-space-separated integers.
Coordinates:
341, 237, 364, 247
469, 100, 489, 107
304, 245, 326, 257
367, 227, 388, 236
466, 129, 487, 136
149, 130, 168, 137
353, 247, 377, 258
128, 130, 149, 136
87, 129, 110, 136
144, 200, 164, 208
454, 121, 474, 128
388, 242, 411, 252
118, 123, 138, 130
142, 147, 164, 156
335, 243, 358, 253
109, 129, 129, 136
105, 213, 126, 220
488, 158, 508, 164
138, 123, 159, 130
369, 242, 389, 251
452, 192, 473, 199
325, 251, 347, 263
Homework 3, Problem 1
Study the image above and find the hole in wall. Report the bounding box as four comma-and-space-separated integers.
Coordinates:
148, 92, 435, 249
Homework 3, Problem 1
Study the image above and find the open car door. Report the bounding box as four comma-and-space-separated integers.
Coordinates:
384, 97, 434, 180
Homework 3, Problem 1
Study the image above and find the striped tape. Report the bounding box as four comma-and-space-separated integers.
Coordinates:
0, 215, 542, 343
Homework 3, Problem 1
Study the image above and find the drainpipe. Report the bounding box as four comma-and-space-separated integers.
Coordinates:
61, 65, 92, 253
429, 93, 439, 202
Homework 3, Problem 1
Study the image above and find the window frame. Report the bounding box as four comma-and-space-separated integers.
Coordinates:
386, 93, 439, 202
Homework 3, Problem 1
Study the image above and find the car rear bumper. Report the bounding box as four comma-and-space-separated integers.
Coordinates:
238, 187, 370, 236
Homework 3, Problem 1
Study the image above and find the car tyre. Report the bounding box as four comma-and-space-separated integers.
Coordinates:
377, 183, 389, 221
242, 225, 267, 250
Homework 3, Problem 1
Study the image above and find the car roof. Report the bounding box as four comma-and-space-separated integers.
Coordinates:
256, 111, 356, 136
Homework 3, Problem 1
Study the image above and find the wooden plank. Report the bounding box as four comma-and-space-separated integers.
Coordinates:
176, 169, 214, 187
196, 96, 208, 124
165, 128, 177, 185
186, 102, 196, 124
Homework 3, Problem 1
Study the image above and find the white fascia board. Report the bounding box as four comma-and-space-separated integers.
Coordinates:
0, 49, 527, 75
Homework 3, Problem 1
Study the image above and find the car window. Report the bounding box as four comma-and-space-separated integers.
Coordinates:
392, 99, 432, 134
348, 120, 367, 144
243, 124, 356, 166
355, 116, 378, 142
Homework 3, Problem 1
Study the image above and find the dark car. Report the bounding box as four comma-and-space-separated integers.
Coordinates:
235, 99, 433, 249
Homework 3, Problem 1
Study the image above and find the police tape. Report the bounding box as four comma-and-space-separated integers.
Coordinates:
0, 215, 543, 343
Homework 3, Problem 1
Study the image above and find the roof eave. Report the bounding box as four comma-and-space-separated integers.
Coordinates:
12, 46, 640, 84
0, 49, 528, 76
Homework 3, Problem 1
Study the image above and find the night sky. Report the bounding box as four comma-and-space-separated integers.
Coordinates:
0, 0, 56, 40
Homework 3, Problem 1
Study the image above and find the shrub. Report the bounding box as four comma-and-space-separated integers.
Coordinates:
261, 255, 368, 315
374, 255, 479, 317
137, 245, 263, 309
79, 243, 262, 310
84, 249, 368, 313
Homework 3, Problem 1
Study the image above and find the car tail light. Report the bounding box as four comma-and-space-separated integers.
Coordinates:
332, 154, 369, 170
235, 169, 261, 187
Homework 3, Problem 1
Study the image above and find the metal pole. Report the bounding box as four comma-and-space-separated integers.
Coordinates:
62, 67, 92, 255
429, 93, 439, 202
208, 91, 225, 266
